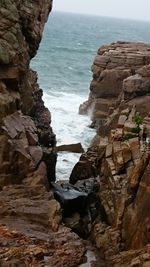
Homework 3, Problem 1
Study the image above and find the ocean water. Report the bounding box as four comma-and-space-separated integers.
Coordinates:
31, 11, 150, 180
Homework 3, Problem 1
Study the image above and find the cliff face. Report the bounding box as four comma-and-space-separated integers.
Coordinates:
0, 2, 86, 266
79, 41, 150, 128
75, 41, 150, 266
0, 0, 56, 187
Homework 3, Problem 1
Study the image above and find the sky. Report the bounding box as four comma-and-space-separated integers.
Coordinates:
53, 0, 150, 21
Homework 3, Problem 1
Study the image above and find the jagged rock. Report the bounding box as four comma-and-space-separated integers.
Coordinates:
110, 128, 123, 141
112, 141, 124, 173
70, 160, 96, 184
80, 41, 150, 128
105, 143, 113, 158
129, 152, 150, 190
69, 146, 105, 184
121, 141, 132, 164
0, 0, 56, 187
123, 158, 150, 250
0, 185, 86, 267
128, 137, 141, 161
0, 111, 56, 187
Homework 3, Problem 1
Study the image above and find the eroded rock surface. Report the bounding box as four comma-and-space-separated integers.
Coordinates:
0, 185, 85, 267
79, 41, 150, 128
0, 2, 86, 267
0, 0, 56, 187
77, 103, 150, 265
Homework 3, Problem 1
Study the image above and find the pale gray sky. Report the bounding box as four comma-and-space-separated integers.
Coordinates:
53, 0, 150, 21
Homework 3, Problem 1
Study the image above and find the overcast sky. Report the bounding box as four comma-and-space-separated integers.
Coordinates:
53, 0, 150, 21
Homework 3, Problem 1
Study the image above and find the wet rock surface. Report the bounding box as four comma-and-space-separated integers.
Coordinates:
0, 186, 85, 267
51, 179, 101, 239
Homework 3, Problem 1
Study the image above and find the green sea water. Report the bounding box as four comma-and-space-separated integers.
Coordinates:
32, 11, 150, 179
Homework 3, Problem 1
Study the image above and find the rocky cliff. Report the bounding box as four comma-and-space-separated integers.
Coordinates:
0, 2, 86, 266
0, 0, 56, 188
75, 41, 150, 266
1, 4, 150, 266
80, 41, 150, 129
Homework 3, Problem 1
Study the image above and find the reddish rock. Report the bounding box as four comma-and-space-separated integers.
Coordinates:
128, 137, 141, 161
112, 141, 124, 173
121, 141, 132, 164
80, 41, 150, 127
123, 158, 150, 250
0, 185, 85, 267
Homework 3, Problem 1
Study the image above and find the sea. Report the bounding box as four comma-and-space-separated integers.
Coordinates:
31, 11, 150, 180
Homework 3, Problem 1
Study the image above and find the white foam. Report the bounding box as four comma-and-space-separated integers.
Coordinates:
43, 91, 95, 180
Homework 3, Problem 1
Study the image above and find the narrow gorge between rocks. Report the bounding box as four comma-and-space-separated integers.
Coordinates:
0, 1, 150, 267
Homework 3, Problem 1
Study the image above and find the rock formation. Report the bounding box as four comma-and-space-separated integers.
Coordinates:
72, 106, 150, 266
76, 41, 150, 266
0, 0, 57, 187
79, 41, 150, 128
0, 1, 86, 266
1, 3, 150, 266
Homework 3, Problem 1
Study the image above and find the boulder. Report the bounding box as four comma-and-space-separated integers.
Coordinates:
56, 142, 84, 153
70, 160, 96, 184
51, 182, 88, 216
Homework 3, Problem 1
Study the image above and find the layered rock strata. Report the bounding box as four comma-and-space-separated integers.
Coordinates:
0, 185, 85, 267
71, 106, 150, 266
0, 0, 56, 187
79, 41, 150, 128
76, 41, 150, 266
0, 2, 86, 266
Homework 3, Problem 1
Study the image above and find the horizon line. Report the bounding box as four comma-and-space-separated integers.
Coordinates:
52, 9, 150, 23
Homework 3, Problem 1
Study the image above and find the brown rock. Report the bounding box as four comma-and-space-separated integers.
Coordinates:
70, 160, 95, 184
128, 137, 141, 161
123, 157, 150, 249
112, 141, 124, 173
121, 141, 132, 164
25, 162, 48, 188
80, 41, 150, 128
106, 143, 113, 158
129, 152, 150, 189
118, 115, 127, 128
29, 146, 43, 167
124, 121, 136, 132
0, 185, 85, 267
110, 128, 123, 141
